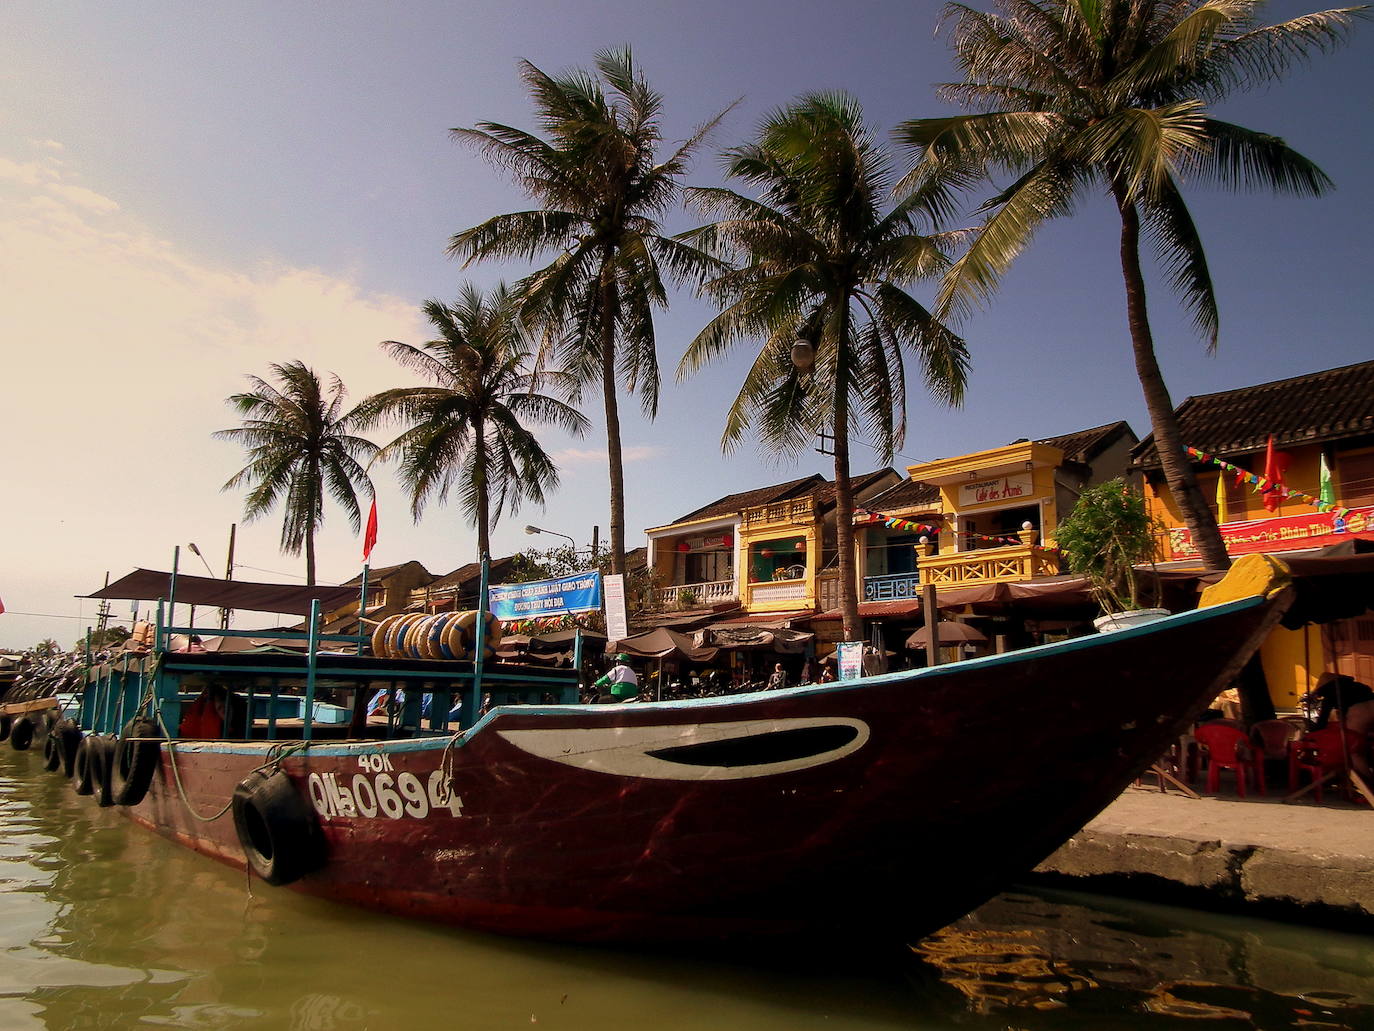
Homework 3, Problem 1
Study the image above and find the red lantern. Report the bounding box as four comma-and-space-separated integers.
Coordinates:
761, 548, 773, 557
676, 540, 690, 552
794, 540, 805, 550
723, 534, 733, 547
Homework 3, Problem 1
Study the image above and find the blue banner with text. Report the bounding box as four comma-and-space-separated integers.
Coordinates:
489, 571, 603, 620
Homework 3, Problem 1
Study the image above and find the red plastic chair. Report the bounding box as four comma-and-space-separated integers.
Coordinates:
1288, 726, 1366, 802
1251, 719, 1304, 762
1194, 722, 1265, 797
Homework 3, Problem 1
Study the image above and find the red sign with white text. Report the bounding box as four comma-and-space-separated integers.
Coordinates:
1167, 506, 1374, 560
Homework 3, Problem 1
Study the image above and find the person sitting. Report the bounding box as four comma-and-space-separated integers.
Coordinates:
1306, 672, 1374, 729
593, 654, 639, 702
177, 683, 248, 738
766, 663, 787, 691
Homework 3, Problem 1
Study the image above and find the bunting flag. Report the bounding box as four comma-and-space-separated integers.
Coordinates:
857, 509, 1030, 549
362, 498, 378, 561
1183, 444, 1350, 519
1215, 472, 1228, 525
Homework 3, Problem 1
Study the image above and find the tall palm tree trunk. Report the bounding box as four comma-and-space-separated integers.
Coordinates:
305, 527, 317, 586
1114, 186, 1230, 573
474, 415, 491, 560
601, 263, 626, 576
833, 302, 862, 642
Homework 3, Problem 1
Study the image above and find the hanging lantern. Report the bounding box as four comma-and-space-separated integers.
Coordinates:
676, 540, 690, 552
723, 534, 733, 547
794, 539, 805, 550
761, 548, 774, 557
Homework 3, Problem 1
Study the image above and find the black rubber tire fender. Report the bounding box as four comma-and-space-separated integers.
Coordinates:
72, 735, 97, 795
110, 717, 162, 806
42, 732, 62, 771
231, 769, 326, 886
9, 717, 34, 752
54, 720, 83, 778
89, 736, 116, 807
0, 713, 10, 742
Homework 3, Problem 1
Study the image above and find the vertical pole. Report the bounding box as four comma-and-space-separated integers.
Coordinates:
923, 583, 940, 668
167, 547, 180, 650
222, 522, 236, 630
573, 629, 584, 704
303, 599, 320, 742
358, 565, 370, 656
472, 555, 490, 721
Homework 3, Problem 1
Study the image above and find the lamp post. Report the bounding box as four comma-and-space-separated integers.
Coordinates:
524, 524, 577, 549
187, 542, 216, 577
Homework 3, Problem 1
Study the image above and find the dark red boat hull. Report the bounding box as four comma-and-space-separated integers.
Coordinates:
126, 595, 1282, 944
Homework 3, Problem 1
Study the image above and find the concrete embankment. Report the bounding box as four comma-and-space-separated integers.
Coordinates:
1032, 787, 1374, 929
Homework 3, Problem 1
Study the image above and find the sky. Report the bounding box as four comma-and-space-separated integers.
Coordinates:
2, 1, 1371, 649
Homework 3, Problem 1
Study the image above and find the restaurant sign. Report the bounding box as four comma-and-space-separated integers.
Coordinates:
488, 570, 603, 620
1167, 505, 1374, 560
959, 472, 1033, 508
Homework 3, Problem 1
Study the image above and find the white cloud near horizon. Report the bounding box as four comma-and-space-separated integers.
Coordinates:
0, 142, 429, 648
553, 445, 660, 465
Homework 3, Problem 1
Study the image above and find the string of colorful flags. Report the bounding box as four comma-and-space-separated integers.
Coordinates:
1182, 444, 1352, 519
858, 510, 1034, 549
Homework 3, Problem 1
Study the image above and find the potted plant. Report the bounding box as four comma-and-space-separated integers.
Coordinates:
1054, 478, 1168, 632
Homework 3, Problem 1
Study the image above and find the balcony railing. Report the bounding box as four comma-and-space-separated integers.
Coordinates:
654, 579, 736, 609
741, 497, 815, 529
917, 545, 1059, 588
863, 571, 921, 602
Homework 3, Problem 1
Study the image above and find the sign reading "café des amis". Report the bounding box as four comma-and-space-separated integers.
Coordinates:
1167, 506, 1374, 560
959, 472, 1033, 508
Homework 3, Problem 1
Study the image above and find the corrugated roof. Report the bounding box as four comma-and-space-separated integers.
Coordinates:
1132, 360, 1374, 469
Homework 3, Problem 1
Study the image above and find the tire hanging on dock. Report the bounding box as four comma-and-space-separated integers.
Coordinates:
72, 736, 98, 795
53, 719, 83, 778
9, 717, 34, 752
232, 769, 326, 886
85, 736, 116, 807
110, 717, 162, 806
42, 732, 63, 771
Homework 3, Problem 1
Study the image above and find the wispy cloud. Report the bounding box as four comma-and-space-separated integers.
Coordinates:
553, 445, 660, 465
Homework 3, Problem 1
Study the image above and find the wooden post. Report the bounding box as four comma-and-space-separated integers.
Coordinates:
923, 583, 940, 668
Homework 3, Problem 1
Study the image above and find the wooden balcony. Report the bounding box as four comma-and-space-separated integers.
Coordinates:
917, 545, 1059, 588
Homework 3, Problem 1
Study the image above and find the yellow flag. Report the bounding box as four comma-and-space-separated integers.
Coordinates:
1216, 473, 1228, 524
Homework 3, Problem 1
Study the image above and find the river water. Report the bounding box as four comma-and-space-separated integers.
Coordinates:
2, 747, 1371, 1031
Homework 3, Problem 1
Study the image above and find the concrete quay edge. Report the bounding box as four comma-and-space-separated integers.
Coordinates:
1029, 787, 1374, 930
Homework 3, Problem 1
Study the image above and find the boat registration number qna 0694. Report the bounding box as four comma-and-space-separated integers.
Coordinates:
307, 769, 465, 821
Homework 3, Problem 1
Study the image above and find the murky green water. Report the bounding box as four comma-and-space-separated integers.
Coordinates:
3, 747, 1371, 1031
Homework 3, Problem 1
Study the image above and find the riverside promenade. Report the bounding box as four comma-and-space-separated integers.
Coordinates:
1033, 785, 1374, 929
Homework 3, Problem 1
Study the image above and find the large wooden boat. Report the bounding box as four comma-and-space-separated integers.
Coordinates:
22, 550, 1357, 945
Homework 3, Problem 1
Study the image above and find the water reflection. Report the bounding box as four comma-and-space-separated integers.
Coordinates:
2, 748, 1371, 1030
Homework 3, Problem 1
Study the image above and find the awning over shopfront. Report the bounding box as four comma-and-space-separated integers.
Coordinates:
609, 626, 718, 662
708, 625, 814, 654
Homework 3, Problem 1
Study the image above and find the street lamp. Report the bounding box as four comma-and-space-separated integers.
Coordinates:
187, 542, 216, 577
524, 524, 576, 549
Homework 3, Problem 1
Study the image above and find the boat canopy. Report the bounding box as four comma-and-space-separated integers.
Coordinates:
79, 568, 362, 616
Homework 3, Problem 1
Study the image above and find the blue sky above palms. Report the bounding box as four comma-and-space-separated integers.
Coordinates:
2, 1, 1369, 647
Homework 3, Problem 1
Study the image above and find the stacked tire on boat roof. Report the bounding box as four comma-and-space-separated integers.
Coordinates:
368, 610, 502, 660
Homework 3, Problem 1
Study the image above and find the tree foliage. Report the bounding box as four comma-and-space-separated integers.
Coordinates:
1055, 478, 1163, 612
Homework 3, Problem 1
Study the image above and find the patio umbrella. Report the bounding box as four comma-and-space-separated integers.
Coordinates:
905, 621, 988, 649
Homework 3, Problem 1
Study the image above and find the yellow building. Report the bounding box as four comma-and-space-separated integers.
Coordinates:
1131, 360, 1374, 708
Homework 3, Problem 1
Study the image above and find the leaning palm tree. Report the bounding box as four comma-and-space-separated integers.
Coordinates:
679, 93, 971, 641
354, 283, 589, 561
216, 361, 377, 585
448, 46, 731, 575
896, 0, 1364, 571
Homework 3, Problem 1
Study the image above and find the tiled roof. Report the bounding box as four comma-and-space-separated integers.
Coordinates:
864, 477, 941, 512
1034, 421, 1136, 465
1132, 360, 1374, 469
810, 469, 898, 511
341, 560, 433, 587
671, 474, 826, 524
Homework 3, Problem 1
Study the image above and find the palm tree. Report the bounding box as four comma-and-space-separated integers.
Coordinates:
216, 361, 377, 585
679, 93, 971, 641
354, 283, 589, 560
896, 0, 1364, 571
448, 46, 731, 575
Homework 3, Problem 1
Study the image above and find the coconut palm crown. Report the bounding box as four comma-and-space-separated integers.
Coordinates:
679, 92, 970, 640
449, 47, 731, 574
216, 361, 377, 585
897, 0, 1365, 571
353, 284, 589, 562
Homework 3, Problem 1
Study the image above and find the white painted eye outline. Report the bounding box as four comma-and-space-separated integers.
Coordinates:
496, 717, 870, 781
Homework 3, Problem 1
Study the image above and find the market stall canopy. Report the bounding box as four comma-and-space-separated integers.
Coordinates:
708, 626, 815, 654
609, 626, 718, 663
1274, 541, 1374, 629
906, 621, 989, 648
81, 569, 362, 617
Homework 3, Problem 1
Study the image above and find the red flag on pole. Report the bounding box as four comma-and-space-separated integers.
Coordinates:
362, 498, 378, 561
1261, 436, 1290, 513
0, 595, 6, 615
